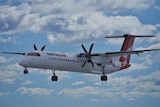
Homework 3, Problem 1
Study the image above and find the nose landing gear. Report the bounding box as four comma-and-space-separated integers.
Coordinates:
24, 67, 28, 74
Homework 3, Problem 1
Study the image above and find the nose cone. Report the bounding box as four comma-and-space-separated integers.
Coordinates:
19, 58, 26, 67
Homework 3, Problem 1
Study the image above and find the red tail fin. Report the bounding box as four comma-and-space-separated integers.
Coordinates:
119, 34, 135, 69
105, 34, 155, 69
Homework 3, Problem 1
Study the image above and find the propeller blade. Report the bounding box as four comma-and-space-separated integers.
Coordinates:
41, 45, 46, 51
82, 60, 87, 68
89, 43, 94, 54
82, 44, 88, 54
34, 44, 37, 50
88, 58, 94, 68
90, 60, 94, 68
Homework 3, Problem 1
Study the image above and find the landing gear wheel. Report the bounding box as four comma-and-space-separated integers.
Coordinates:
24, 68, 28, 74
101, 75, 107, 81
51, 70, 58, 82
51, 76, 58, 81
100, 66, 107, 81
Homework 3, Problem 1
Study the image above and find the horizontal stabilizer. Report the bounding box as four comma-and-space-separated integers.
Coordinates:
105, 34, 155, 38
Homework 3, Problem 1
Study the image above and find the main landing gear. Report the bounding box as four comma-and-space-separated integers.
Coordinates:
101, 75, 107, 81
51, 70, 58, 82
100, 66, 108, 81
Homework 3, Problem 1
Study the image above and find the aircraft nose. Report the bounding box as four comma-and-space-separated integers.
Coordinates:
19, 59, 23, 66
19, 58, 26, 66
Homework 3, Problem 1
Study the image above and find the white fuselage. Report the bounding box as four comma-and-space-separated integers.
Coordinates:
19, 51, 122, 75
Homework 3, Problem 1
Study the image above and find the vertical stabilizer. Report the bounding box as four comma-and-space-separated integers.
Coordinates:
105, 34, 156, 70
119, 34, 135, 69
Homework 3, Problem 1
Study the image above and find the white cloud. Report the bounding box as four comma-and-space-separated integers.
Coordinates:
0, 36, 18, 44
154, 5, 160, 10
0, 63, 22, 71
23, 0, 155, 13
16, 86, 54, 96
59, 71, 160, 101
37, 70, 71, 81
136, 37, 160, 50
0, 0, 157, 44
47, 14, 156, 44
72, 81, 85, 86
0, 3, 30, 34
0, 91, 10, 96
47, 34, 56, 44
0, 56, 9, 63
129, 54, 153, 71
150, 34, 160, 43
0, 70, 18, 84
58, 86, 100, 99
22, 80, 35, 85
0, 63, 21, 84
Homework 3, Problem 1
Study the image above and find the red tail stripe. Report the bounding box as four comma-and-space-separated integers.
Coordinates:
120, 34, 135, 64
121, 35, 135, 51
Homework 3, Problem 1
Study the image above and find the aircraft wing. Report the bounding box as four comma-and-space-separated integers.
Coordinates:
2, 52, 26, 55
103, 49, 160, 57
77, 49, 160, 57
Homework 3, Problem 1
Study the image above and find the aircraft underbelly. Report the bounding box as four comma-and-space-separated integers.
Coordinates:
46, 60, 121, 75
46, 60, 93, 73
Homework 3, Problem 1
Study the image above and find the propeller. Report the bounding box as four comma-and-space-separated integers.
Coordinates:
41, 45, 46, 51
81, 43, 95, 68
34, 44, 37, 50
34, 44, 46, 51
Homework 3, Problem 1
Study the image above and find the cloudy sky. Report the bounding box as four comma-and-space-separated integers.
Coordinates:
0, 0, 160, 107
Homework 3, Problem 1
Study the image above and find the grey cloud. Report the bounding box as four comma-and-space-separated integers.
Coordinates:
0, 3, 30, 34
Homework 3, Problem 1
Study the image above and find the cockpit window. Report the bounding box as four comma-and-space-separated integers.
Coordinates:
27, 52, 40, 56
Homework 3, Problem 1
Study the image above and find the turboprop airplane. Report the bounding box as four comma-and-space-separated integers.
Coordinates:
2, 34, 160, 82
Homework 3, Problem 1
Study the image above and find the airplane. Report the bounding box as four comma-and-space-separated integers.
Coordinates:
2, 34, 160, 82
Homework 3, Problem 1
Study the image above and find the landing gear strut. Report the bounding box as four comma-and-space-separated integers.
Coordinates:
51, 70, 58, 81
100, 66, 108, 81
24, 67, 28, 74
